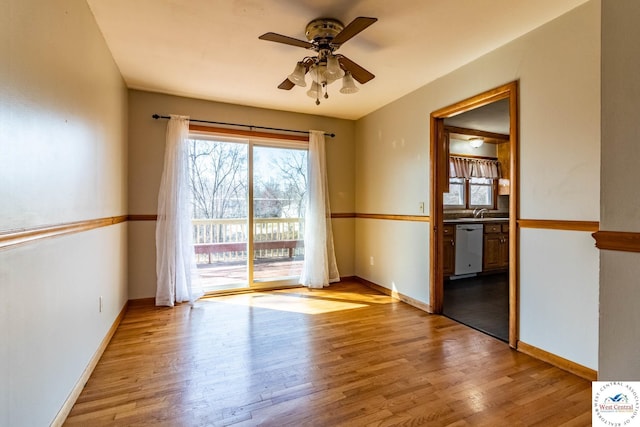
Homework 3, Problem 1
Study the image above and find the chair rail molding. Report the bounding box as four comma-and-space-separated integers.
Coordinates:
0, 216, 127, 250
592, 230, 640, 253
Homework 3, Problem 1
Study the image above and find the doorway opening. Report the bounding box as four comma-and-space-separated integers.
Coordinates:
429, 81, 519, 347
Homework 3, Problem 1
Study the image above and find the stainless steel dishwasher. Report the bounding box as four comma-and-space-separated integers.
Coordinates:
454, 224, 483, 276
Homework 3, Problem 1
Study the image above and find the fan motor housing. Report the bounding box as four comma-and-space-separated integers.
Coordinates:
305, 18, 344, 42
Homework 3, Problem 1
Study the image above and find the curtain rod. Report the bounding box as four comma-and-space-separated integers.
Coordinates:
152, 114, 335, 138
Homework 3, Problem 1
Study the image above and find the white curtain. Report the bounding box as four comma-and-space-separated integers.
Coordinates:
155, 115, 203, 306
299, 130, 340, 288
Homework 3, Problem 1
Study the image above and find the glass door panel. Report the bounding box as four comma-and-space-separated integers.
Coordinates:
252, 145, 307, 283
188, 138, 249, 292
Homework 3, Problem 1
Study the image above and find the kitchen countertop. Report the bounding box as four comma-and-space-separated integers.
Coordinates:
444, 217, 509, 223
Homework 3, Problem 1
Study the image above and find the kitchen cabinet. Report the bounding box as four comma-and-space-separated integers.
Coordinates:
443, 224, 455, 276
483, 222, 509, 270
497, 143, 510, 195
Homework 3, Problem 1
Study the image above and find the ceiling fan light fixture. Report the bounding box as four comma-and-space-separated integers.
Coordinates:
310, 63, 331, 84
306, 80, 322, 99
260, 16, 377, 104
469, 137, 484, 148
324, 55, 345, 81
340, 71, 359, 94
287, 61, 307, 87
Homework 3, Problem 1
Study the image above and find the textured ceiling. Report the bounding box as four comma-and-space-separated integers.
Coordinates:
87, 0, 588, 120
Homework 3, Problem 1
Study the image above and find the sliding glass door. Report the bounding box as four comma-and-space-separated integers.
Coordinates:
188, 135, 307, 292
189, 137, 249, 291
253, 145, 306, 283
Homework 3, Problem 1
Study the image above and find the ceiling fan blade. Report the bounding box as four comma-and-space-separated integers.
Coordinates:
337, 55, 375, 84
259, 32, 314, 49
332, 17, 377, 45
278, 78, 295, 90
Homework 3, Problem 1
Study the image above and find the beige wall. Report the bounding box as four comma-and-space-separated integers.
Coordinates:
0, 0, 128, 425
355, 1, 600, 369
127, 90, 355, 298
599, 0, 640, 380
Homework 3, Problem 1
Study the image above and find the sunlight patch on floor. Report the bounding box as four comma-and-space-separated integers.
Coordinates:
275, 287, 397, 305
209, 292, 369, 314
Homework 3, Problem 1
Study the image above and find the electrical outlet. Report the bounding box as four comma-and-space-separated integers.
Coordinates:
419, 202, 425, 213
370, 256, 374, 266
99, 296, 103, 313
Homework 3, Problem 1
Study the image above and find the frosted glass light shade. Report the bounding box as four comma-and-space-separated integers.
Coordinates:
469, 138, 484, 148
307, 81, 322, 98
324, 55, 345, 81
310, 64, 325, 83
340, 72, 358, 94
287, 62, 307, 87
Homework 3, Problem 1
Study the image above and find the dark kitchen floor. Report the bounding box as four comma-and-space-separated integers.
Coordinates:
443, 272, 509, 342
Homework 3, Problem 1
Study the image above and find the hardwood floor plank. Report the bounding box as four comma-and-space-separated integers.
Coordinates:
64, 281, 591, 426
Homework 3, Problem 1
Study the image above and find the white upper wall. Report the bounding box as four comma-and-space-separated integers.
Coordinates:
600, 0, 640, 232
356, 0, 600, 221
0, 1, 128, 228
518, 6, 600, 221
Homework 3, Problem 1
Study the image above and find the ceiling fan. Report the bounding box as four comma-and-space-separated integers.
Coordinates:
259, 16, 377, 104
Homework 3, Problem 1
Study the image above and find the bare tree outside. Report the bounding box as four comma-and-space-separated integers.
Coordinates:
188, 139, 247, 219
272, 149, 307, 219
253, 147, 308, 219
253, 177, 285, 218
188, 140, 308, 221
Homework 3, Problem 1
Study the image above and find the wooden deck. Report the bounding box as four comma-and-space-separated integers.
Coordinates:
196, 258, 303, 291
64, 281, 592, 426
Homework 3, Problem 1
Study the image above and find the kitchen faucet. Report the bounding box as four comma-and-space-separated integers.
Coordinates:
473, 208, 489, 218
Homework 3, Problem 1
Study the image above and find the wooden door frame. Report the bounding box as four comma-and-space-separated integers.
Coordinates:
429, 81, 519, 348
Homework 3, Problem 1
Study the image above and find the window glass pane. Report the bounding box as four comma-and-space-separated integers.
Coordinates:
188, 137, 310, 291
188, 138, 249, 291
469, 177, 493, 207
444, 178, 465, 206
253, 146, 307, 281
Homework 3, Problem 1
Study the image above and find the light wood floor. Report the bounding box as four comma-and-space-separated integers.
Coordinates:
64, 281, 591, 426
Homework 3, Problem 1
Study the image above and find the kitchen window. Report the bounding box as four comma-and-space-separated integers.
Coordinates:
443, 177, 465, 207
469, 177, 494, 208
445, 156, 500, 209
444, 177, 496, 209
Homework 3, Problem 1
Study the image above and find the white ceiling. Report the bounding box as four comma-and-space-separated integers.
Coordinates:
445, 98, 510, 135
86, 0, 588, 120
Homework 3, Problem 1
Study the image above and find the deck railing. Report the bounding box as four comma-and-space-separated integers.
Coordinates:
192, 218, 305, 264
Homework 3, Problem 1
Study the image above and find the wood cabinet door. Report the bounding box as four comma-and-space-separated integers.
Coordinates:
443, 236, 455, 276
499, 234, 509, 268
483, 234, 503, 270
443, 225, 455, 276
